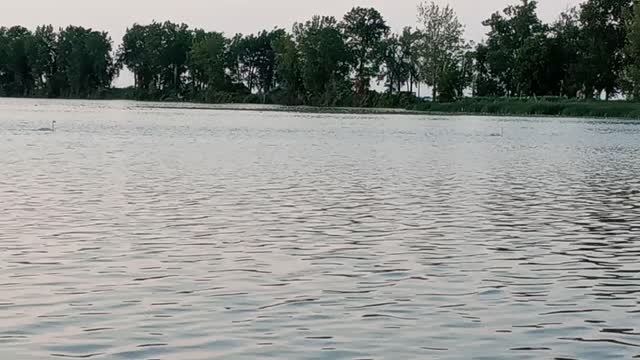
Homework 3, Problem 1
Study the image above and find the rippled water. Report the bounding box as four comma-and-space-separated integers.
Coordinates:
1, 98, 640, 360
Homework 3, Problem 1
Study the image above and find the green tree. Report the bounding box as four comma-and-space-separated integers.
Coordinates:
158, 22, 192, 92
273, 33, 303, 103
236, 34, 261, 92
189, 31, 227, 92
399, 27, 420, 93
473, 43, 503, 96
479, 0, 552, 97
416, 1, 464, 101
224, 33, 244, 89
120, 23, 162, 91
30, 25, 58, 96
120, 21, 191, 95
549, 8, 583, 98
0, 28, 6, 95
521, 33, 554, 96
56, 26, 117, 97
623, 2, 640, 99
340, 7, 389, 96
256, 29, 286, 95
579, 0, 633, 99
381, 34, 403, 93
381, 28, 416, 93
438, 44, 474, 101
294, 16, 351, 105
1, 26, 36, 96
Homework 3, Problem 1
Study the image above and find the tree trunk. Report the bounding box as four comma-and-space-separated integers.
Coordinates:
409, 74, 414, 93
432, 72, 437, 101
358, 61, 365, 96
174, 66, 178, 90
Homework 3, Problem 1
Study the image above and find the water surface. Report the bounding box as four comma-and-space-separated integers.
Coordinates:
1, 98, 639, 359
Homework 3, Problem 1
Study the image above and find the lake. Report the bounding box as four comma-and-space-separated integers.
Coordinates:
1, 98, 639, 360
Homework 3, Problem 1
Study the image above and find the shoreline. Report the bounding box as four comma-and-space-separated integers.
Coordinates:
2, 96, 640, 120
124, 101, 640, 121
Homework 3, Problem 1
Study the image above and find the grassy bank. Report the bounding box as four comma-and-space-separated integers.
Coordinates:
146, 95, 640, 119
409, 97, 640, 119
6, 91, 640, 119
120, 88, 640, 119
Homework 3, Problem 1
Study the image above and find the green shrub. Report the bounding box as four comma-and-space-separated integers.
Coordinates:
408, 97, 640, 119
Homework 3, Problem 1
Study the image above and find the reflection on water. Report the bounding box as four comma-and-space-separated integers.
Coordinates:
1, 98, 639, 360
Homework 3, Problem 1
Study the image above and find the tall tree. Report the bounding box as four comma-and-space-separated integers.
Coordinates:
1, 26, 35, 96
416, 1, 464, 101
224, 30, 284, 95
120, 23, 162, 90
158, 22, 192, 92
120, 22, 192, 94
189, 30, 227, 92
236, 34, 261, 92
473, 43, 503, 96
381, 28, 416, 93
340, 7, 389, 96
30, 25, 58, 96
437, 43, 474, 101
56, 26, 117, 97
579, 0, 633, 99
256, 29, 286, 94
479, 0, 550, 97
623, 1, 640, 99
294, 16, 351, 105
381, 34, 403, 93
273, 33, 303, 103
550, 8, 583, 98
0, 27, 7, 96
399, 27, 420, 93
224, 33, 243, 89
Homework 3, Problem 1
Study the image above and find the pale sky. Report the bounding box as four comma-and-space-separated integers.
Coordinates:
2, 0, 583, 86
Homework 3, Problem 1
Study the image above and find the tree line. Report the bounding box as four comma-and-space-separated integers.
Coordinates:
2, 0, 640, 105
0, 26, 117, 98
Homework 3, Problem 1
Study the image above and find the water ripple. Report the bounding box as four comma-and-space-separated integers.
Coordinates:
1, 99, 640, 359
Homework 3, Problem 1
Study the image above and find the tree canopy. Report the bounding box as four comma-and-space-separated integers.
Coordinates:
1, 1, 639, 103
0, 25, 117, 98
340, 7, 389, 97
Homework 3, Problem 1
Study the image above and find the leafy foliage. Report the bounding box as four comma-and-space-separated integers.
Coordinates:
578, 0, 632, 99
416, 1, 464, 101
0, 25, 116, 98
293, 16, 351, 106
340, 7, 389, 96
623, 2, 640, 98
2, 0, 640, 112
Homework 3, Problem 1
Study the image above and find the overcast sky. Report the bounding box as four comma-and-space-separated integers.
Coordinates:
2, 0, 583, 86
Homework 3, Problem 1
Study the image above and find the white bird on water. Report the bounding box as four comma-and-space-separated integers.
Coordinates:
37, 121, 56, 132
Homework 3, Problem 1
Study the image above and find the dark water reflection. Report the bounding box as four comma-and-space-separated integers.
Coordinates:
1, 99, 639, 359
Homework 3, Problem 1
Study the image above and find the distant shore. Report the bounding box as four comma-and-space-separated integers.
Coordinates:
142, 102, 640, 120
99, 95, 640, 120
3, 95, 640, 120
